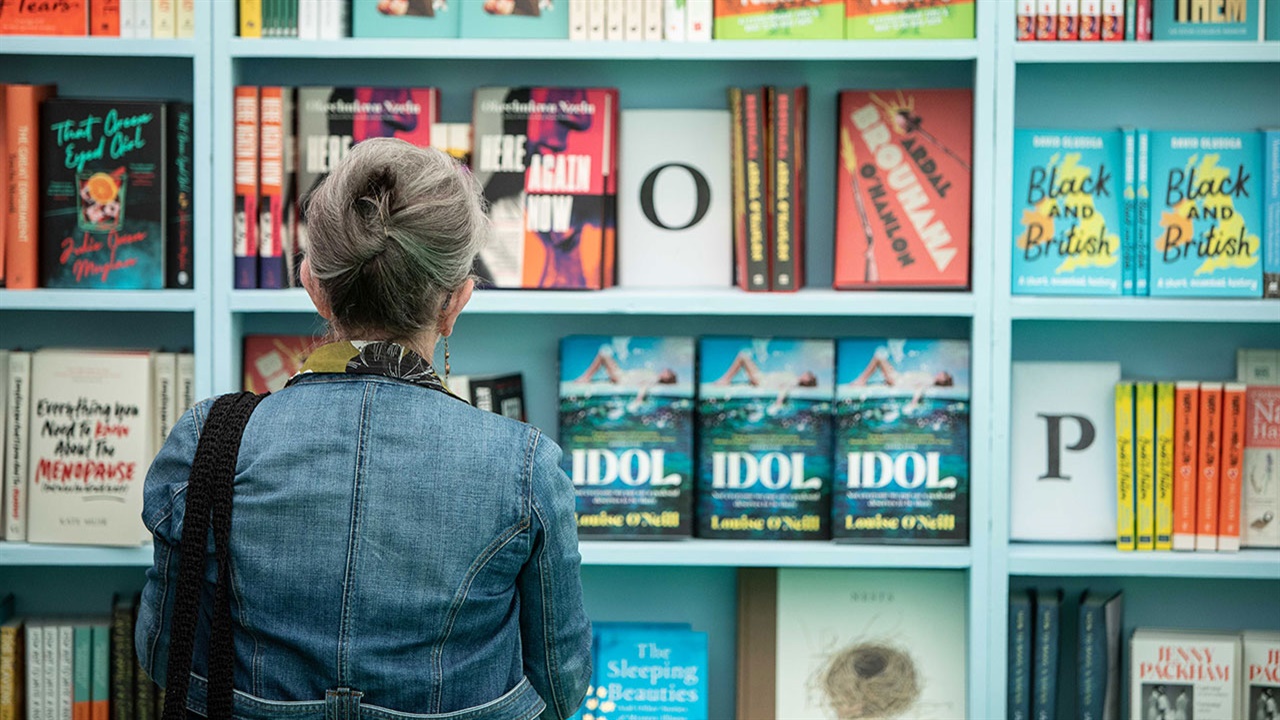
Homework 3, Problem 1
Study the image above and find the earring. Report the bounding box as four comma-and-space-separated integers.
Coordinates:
443, 337, 451, 384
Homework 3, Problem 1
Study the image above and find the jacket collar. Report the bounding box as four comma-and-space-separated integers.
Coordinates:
287, 340, 461, 400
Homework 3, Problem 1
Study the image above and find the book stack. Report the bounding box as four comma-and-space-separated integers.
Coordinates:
1, 349, 195, 547
0, 0, 195, 37
568, 622, 708, 720
1013, 128, 1278, 299
0, 88, 195, 291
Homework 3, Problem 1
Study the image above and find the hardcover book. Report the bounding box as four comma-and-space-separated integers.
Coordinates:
711, 0, 843, 39
4, 352, 31, 542
471, 87, 618, 289
352, 0, 460, 37
1017, 0, 1034, 39
1265, 129, 1279, 298
0, 0, 86, 34
7, 84, 57, 290
1173, 381, 1199, 550
40, 100, 167, 289
832, 338, 969, 545
450, 373, 526, 421
458, 0, 569, 37
1243, 385, 1280, 548
1153, 0, 1260, 39
1155, 382, 1174, 550
1008, 589, 1033, 720
1032, 588, 1061, 720
560, 336, 694, 537
258, 87, 294, 290
1078, 590, 1122, 720
1197, 382, 1223, 551
1219, 383, 1246, 551
592, 625, 708, 720
729, 87, 769, 292
768, 86, 807, 291
1136, 382, 1155, 549
242, 335, 318, 393
165, 102, 194, 289
844, 0, 975, 39
1010, 361, 1121, 542
834, 89, 972, 290
1244, 631, 1280, 717
1012, 130, 1125, 296
1148, 131, 1263, 297
1117, 381, 1136, 550
697, 337, 833, 540
1130, 629, 1242, 720
234, 86, 259, 289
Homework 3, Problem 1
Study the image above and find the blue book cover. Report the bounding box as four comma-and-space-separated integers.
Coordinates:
352, 0, 460, 37
1136, 129, 1151, 295
1153, 0, 1261, 40
589, 625, 708, 720
1264, 129, 1280, 298
1270, 0, 1280, 39
1012, 130, 1125, 296
1078, 590, 1122, 720
560, 336, 695, 537
1033, 589, 1061, 720
832, 339, 969, 544
458, 0, 569, 38
697, 337, 833, 541
1122, 128, 1137, 295
1009, 589, 1033, 720
1149, 131, 1263, 297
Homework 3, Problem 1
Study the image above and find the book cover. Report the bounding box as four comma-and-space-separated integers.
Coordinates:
1155, 382, 1174, 550
458, 0, 569, 37
120, 0, 135, 35
1101, 0, 1124, 38
242, 335, 318, 393
1017, 0, 1035, 39
450, 373, 525, 421
592, 626, 708, 719
240, 0, 262, 35
1080, 0, 1101, 38
1238, 348, 1280, 385
1078, 590, 1122, 720
1136, 381, 1155, 550
769, 86, 806, 292
1117, 381, 1136, 551
1137, 0, 1152, 36
686, 0, 711, 37
1244, 631, 1280, 718
89, 623, 107, 720
605, 0, 623, 37
1010, 362, 1121, 542
1032, 588, 1061, 720
833, 339, 969, 545
57, 626, 71, 720
643, 0, 661, 37
711, 0, 842, 38
1136, 128, 1151, 295
1149, 131, 1263, 297
471, 87, 617, 289
617, 110, 732, 288
1197, 382, 1224, 551
1122, 127, 1136, 294
151, 352, 176, 455
4, 351, 31, 542
567, 0, 586, 37
0, 0, 86, 34
6, 84, 57, 290
1173, 381, 1200, 551
110, 597, 134, 720
0, 615, 23, 720
1264, 129, 1279, 298
561, 336, 694, 537
1218, 382, 1247, 551
1012, 130, 1124, 296
176, 0, 192, 36
90, 0, 120, 34
663, 0, 685, 38
1037, 0, 1058, 38
352, 0, 459, 37
177, 353, 195, 415
1125, 0, 1136, 38
165, 101, 194, 289
1130, 629, 1241, 720
624, 0, 643, 38
135, 0, 151, 38
25, 350, 153, 546
1059, 0, 1080, 40
698, 338, 833, 541
296, 86, 440, 281
41, 624, 54, 720
0, 354, 5, 538
234, 86, 259, 289
845, 0, 975, 39
834, 89, 972, 290
1243, 385, 1280, 548
25, 624, 41, 720
1008, 589, 1033, 720
153, 0, 173, 36
1153, 0, 1259, 39
72, 625, 89, 720
729, 86, 769, 292
258, 87, 293, 290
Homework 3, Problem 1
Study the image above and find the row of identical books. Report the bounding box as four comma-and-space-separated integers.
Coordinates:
1019, 0, 1280, 41
560, 336, 970, 544
0, 595, 162, 720
1009, 589, 1280, 720
0, 0, 194, 37
1013, 128, 1280, 299
0, 85, 195, 290
0, 349, 195, 547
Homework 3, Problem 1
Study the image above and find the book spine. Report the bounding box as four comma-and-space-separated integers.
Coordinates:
1079, 0, 1099, 39
289, 0, 299, 37
1036, 0, 1058, 39
1196, 382, 1223, 552
0, 87, 6, 287
1124, 0, 1135, 38
296, 0, 315, 39
135, 0, 152, 37
57, 627, 71, 720
1078, 601, 1104, 720
1122, 128, 1136, 295
1172, 382, 1200, 550
258, 87, 286, 289
588, 0, 607, 39
1008, 592, 1032, 720
1218, 383, 1246, 552
1057, 0, 1078, 39
133, 661, 154, 720
569, 0, 588, 39
662, 0, 684, 39
262, 0, 274, 37
1155, 382, 1174, 550
72, 628, 89, 720
1136, 0, 1151, 39
90, 0, 121, 35
5, 85, 55, 290
1135, 128, 1150, 295
605, 0, 624, 39
177, 353, 195, 414
729, 88, 749, 291
742, 88, 769, 292
120, 0, 135, 36
108, 609, 132, 720
240, 0, 262, 36
4, 352, 30, 542
1018, 0, 1036, 40
42, 626, 55, 720
769, 87, 798, 292
1101, 0, 1124, 39
687, 0, 711, 39
0, 623, 19, 720
643, 0, 662, 39
624, 0, 643, 39
1264, 129, 1279, 299
25, 626, 40, 720
152, 0, 174, 37
87, 625, 106, 720
1135, 382, 1155, 550
1032, 594, 1060, 720
1115, 381, 1135, 551
234, 86, 260, 289
166, 102, 194, 289
151, 353, 176, 455
176, 0, 193, 37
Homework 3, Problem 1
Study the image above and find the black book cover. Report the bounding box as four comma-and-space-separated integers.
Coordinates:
166, 101, 194, 289
110, 595, 135, 720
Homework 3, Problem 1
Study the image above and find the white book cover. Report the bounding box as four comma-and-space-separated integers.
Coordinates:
4, 351, 31, 542
136, 0, 153, 38
42, 624, 55, 720
569, 0, 588, 39
1130, 629, 1241, 720
152, 0, 175, 38
643, 0, 662, 39
588, 0, 607, 39
152, 352, 177, 454
298, 0, 319, 39
624, 0, 644, 39
25, 350, 153, 547
0, 351, 7, 537
1011, 361, 1121, 541
619, 110, 732, 288
1244, 631, 1280, 717
1238, 349, 1280, 386
176, 0, 195, 37
320, 0, 338, 39
663, 0, 684, 39
1244, 385, 1280, 548
119, 0, 136, 37
685, 0, 710, 40
606, 0, 625, 39
26, 624, 42, 720
177, 353, 196, 416
57, 625, 72, 720
774, 568, 967, 719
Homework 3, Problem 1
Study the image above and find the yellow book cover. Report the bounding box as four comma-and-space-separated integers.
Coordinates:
1116, 382, 1135, 551
239, 0, 262, 37
1155, 382, 1175, 550
152, 0, 174, 37
176, 0, 194, 37
1135, 383, 1155, 551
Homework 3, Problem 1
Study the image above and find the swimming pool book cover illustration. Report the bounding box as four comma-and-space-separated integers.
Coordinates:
1148, 132, 1262, 297
1012, 130, 1124, 296
39, 100, 167, 289
472, 87, 618, 290
833, 339, 969, 545
697, 337, 833, 541
834, 89, 972, 290
560, 336, 694, 537
844, 0, 975, 39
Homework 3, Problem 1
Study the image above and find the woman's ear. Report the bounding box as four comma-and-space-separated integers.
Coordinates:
301, 257, 334, 323
439, 278, 475, 338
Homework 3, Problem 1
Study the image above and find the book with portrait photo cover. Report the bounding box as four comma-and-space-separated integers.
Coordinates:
352, 0, 460, 38
459, 0, 569, 37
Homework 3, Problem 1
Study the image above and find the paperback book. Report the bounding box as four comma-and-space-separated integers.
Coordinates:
832, 338, 970, 545
458, 0, 569, 38
1244, 631, 1280, 717
844, 0, 975, 39
450, 373, 526, 421
711, 0, 843, 39
1243, 384, 1279, 548
1130, 629, 1242, 720
352, 0, 460, 37
588, 624, 708, 720
1152, 0, 1261, 40
242, 335, 318, 393
560, 336, 695, 537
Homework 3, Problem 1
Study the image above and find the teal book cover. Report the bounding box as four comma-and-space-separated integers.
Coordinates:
1153, 0, 1260, 40
459, 0, 568, 38
1012, 130, 1125, 296
833, 338, 969, 545
560, 336, 695, 538
589, 625, 709, 720
697, 337, 833, 541
1270, 0, 1280, 38
1149, 131, 1263, 297
352, 0, 459, 38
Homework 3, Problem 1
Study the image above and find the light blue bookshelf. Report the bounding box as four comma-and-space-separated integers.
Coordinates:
1, 2, 1277, 717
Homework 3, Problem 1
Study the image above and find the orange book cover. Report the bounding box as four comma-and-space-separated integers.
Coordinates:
1172, 381, 1199, 550
234, 86, 259, 289
1218, 383, 1246, 551
5, 84, 56, 290
89, 0, 119, 35
0, 0, 87, 34
1196, 382, 1223, 551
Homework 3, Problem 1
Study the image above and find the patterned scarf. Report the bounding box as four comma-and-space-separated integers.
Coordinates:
287, 340, 462, 401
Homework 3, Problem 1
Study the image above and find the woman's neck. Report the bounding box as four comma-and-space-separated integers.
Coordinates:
334, 329, 440, 366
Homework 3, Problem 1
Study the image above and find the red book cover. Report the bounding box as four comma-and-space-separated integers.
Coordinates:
1017, 0, 1035, 40
730, 88, 749, 291
234, 86, 259, 289
1079, 0, 1101, 39
1058, 0, 1079, 40
89, 0, 119, 35
1196, 382, 1223, 551
834, 89, 972, 290
243, 335, 319, 393
471, 87, 618, 290
5, 84, 57, 290
740, 87, 769, 291
257, 87, 290, 290
1218, 383, 1246, 551
1136, 0, 1151, 39
0, 0, 86, 34
769, 86, 806, 292
1101, 0, 1124, 39
1035, 0, 1057, 39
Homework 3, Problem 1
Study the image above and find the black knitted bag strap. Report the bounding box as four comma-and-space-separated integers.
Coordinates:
162, 392, 265, 720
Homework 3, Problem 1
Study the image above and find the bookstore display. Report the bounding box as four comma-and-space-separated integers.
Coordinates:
0, 0, 196, 38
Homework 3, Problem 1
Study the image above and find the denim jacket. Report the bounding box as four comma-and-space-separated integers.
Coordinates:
136, 358, 592, 720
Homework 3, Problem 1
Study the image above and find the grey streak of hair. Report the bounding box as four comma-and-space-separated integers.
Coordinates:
304, 137, 488, 339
